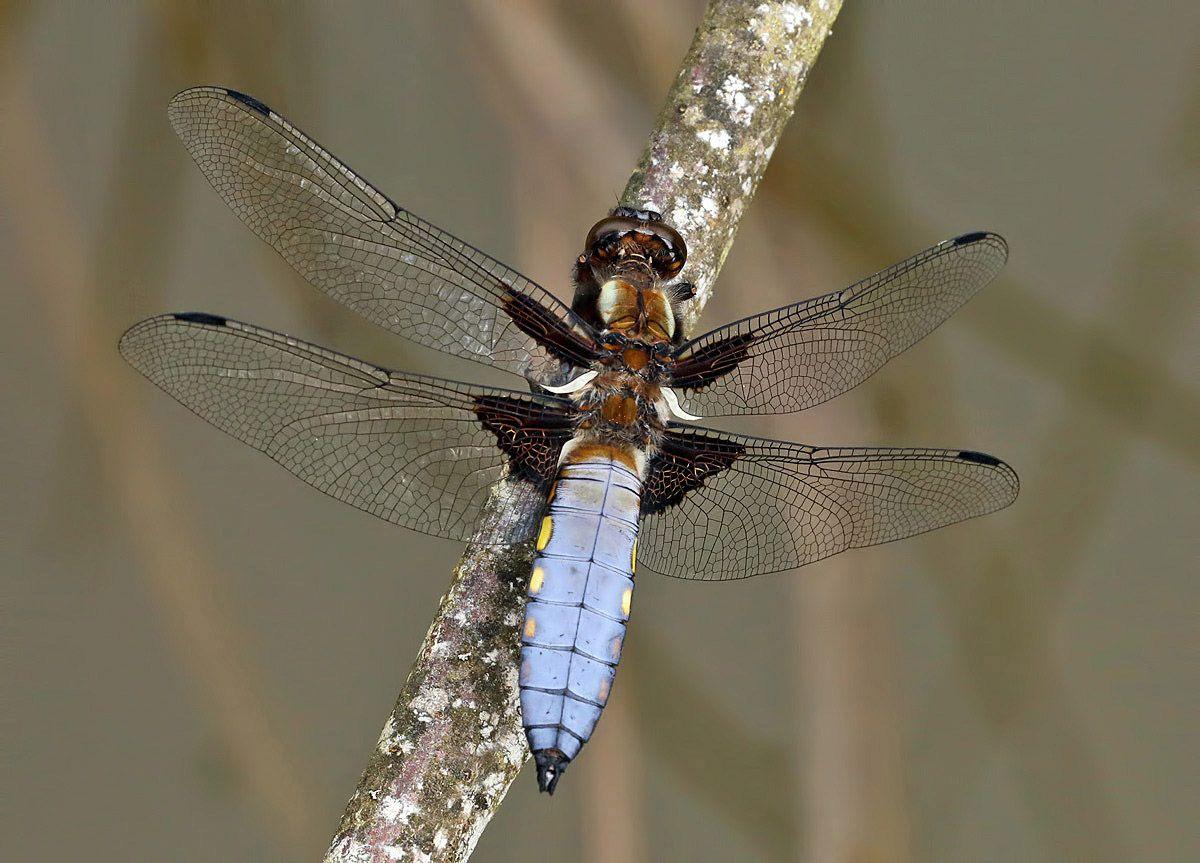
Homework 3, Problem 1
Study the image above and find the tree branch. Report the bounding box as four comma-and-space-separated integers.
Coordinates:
622, 0, 842, 328
323, 2, 841, 861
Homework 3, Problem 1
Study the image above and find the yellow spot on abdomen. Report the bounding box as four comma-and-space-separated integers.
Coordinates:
529, 566, 545, 594
621, 588, 632, 617
536, 516, 553, 551
524, 617, 537, 638
630, 538, 638, 571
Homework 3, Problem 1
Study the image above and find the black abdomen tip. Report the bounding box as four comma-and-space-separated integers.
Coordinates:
533, 749, 569, 795
173, 312, 228, 326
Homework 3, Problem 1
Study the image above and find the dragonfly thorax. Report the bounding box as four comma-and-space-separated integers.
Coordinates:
590, 331, 672, 393
572, 370, 668, 456
597, 278, 676, 341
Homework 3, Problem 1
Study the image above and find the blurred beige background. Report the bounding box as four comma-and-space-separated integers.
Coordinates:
4, 2, 1196, 861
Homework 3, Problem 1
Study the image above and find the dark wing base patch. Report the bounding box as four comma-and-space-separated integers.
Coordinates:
501, 288, 600, 370
474, 395, 576, 486
668, 333, 757, 390
642, 430, 745, 515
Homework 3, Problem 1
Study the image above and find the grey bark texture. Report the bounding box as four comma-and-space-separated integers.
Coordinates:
323, 2, 842, 860
622, 0, 843, 333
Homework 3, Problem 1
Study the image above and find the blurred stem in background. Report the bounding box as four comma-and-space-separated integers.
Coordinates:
0, 14, 326, 857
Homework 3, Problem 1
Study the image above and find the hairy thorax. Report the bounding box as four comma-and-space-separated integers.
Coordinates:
572, 281, 678, 456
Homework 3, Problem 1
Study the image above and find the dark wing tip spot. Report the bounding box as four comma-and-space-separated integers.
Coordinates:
957, 449, 1001, 467
224, 89, 272, 116
953, 231, 991, 246
173, 311, 228, 326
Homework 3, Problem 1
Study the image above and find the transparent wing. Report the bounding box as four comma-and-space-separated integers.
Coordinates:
639, 426, 1018, 580
670, 232, 1008, 416
120, 313, 574, 541
168, 86, 598, 383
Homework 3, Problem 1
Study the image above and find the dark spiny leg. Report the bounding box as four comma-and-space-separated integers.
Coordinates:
533, 749, 569, 795
672, 281, 696, 301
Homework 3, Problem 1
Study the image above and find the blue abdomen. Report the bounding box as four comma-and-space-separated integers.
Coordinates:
519, 450, 640, 792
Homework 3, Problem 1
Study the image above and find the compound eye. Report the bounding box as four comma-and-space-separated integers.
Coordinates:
653, 225, 687, 267
586, 216, 637, 249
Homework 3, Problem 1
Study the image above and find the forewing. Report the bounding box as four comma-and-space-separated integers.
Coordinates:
670, 232, 1008, 415
120, 313, 574, 541
168, 86, 597, 382
639, 426, 1018, 580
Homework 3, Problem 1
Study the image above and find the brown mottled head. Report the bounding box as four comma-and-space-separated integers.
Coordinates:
572, 207, 690, 345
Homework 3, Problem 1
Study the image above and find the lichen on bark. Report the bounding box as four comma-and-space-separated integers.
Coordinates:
621, 0, 841, 331
325, 476, 542, 862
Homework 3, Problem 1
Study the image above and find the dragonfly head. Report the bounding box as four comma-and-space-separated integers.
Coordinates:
581, 206, 687, 281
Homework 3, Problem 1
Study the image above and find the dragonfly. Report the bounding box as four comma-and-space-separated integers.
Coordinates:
121, 87, 1018, 795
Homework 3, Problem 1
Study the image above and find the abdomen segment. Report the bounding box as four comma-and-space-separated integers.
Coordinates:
519, 448, 640, 793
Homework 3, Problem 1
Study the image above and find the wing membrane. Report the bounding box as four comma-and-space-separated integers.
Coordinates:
168, 86, 597, 382
670, 232, 1008, 415
119, 313, 574, 541
639, 426, 1018, 580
